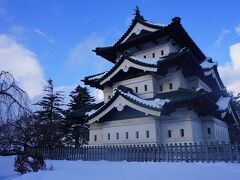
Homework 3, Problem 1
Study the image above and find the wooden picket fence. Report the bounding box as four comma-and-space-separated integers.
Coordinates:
30, 142, 240, 163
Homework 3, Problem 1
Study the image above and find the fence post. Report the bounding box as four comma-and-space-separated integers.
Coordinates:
235, 142, 240, 163
179, 143, 183, 162
210, 142, 214, 162
194, 143, 198, 162
121, 145, 125, 161
174, 143, 178, 162
135, 145, 139, 162
119, 145, 122, 162
114, 145, 117, 161
166, 144, 169, 162
100, 146, 103, 161
170, 143, 173, 162
161, 144, 165, 161
222, 142, 227, 162
129, 145, 133, 162
205, 143, 209, 162
147, 144, 151, 162
143, 145, 147, 162
229, 143, 233, 163
216, 142, 220, 162
189, 143, 193, 162
199, 142, 204, 162
132, 145, 135, 162
139, 145, 143, 162
152, 144, 156, 162
156, 144, 160, 162
184, 143, 187, 162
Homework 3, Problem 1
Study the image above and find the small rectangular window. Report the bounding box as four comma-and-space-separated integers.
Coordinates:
146, 130, 150, 138
152, 53, 155, 58
135, 87, 138, 93
116, 133, 119, 140
169, 83, 173, 90
144, 55, 146, 58
126, 132, 129, 139
207, 128, 211, 134
168, 130, 171, 138
161, 50, 164, 55
160, 85, 163, 92
180, 129, 184, 137
136, 131, 139, 139
94, 135, 97, 141
108, 95, 111, 100
144, 85, 148, 91
107, 133, 110, 140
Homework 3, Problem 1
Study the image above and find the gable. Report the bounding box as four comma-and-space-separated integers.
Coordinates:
121, 22, 158, 44
100, 58, 157, 85
99, 106, 149, 122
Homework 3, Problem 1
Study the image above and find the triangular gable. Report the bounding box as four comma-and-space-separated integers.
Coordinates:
87, 95, 161, 124
100, 56, 158, 85
114, 7, 164, 46
86, 88, 170, 124
120, 22, 159, 44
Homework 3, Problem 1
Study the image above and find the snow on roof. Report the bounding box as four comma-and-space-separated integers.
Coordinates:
145, 20, 167, 27
119, 90, 170, 109
85, 109, 97, 116
200, 58, 216, 69
88, 72, 108, 81
129, 55, 160, 65
85, 89, 170, 117
216, 96, 231, 111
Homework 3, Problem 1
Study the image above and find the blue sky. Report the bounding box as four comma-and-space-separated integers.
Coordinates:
0, 0, 240, 100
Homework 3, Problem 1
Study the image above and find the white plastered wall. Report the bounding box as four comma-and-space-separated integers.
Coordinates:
89, 116, 158, 145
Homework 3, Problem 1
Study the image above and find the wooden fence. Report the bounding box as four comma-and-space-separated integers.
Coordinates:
30, 142, 240, 163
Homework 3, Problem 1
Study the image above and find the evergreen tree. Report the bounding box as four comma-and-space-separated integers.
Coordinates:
227, 91, 240, 143
69, 85, 95, 110
66, 85, 95, 147
35, 79, 65, 147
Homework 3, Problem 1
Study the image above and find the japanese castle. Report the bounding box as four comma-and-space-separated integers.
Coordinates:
83, 8, 240, 145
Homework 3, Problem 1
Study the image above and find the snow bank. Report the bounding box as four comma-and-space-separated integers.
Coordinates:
0, 156, 18, 180
13, 160, 240, 180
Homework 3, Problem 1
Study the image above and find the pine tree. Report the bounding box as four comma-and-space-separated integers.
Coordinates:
227, 91, 240, 143
35, 79, 65, 147
69, 85, 95, 110
66, 85, 95, 147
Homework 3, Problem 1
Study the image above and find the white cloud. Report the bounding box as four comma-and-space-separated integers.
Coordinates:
213, 29, 231, 46
34, 28, 55, 43
92, 88, 104, 102
68, 34, 112, 102
0, 34, 44, 98
10, 25, 26, 36
219, 43, 240, 94
68, 33, 111, 75
235, 24, 240, 36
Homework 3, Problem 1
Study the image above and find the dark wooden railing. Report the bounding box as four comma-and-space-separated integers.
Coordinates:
29, 142, 240, 163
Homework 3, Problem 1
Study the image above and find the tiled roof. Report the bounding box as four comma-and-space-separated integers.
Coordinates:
85, 85, 169, 120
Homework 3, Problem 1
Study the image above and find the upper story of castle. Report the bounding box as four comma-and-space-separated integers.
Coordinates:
83, 7, 225, 103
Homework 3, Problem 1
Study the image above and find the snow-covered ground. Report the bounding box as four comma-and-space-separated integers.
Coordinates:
0, 156, 18, 180
1, 156, 240, 180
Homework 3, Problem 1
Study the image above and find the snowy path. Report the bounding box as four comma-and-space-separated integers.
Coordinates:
1, 156, 240, 180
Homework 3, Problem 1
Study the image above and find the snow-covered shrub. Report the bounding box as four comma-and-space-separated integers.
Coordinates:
14, 151, 46, 174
